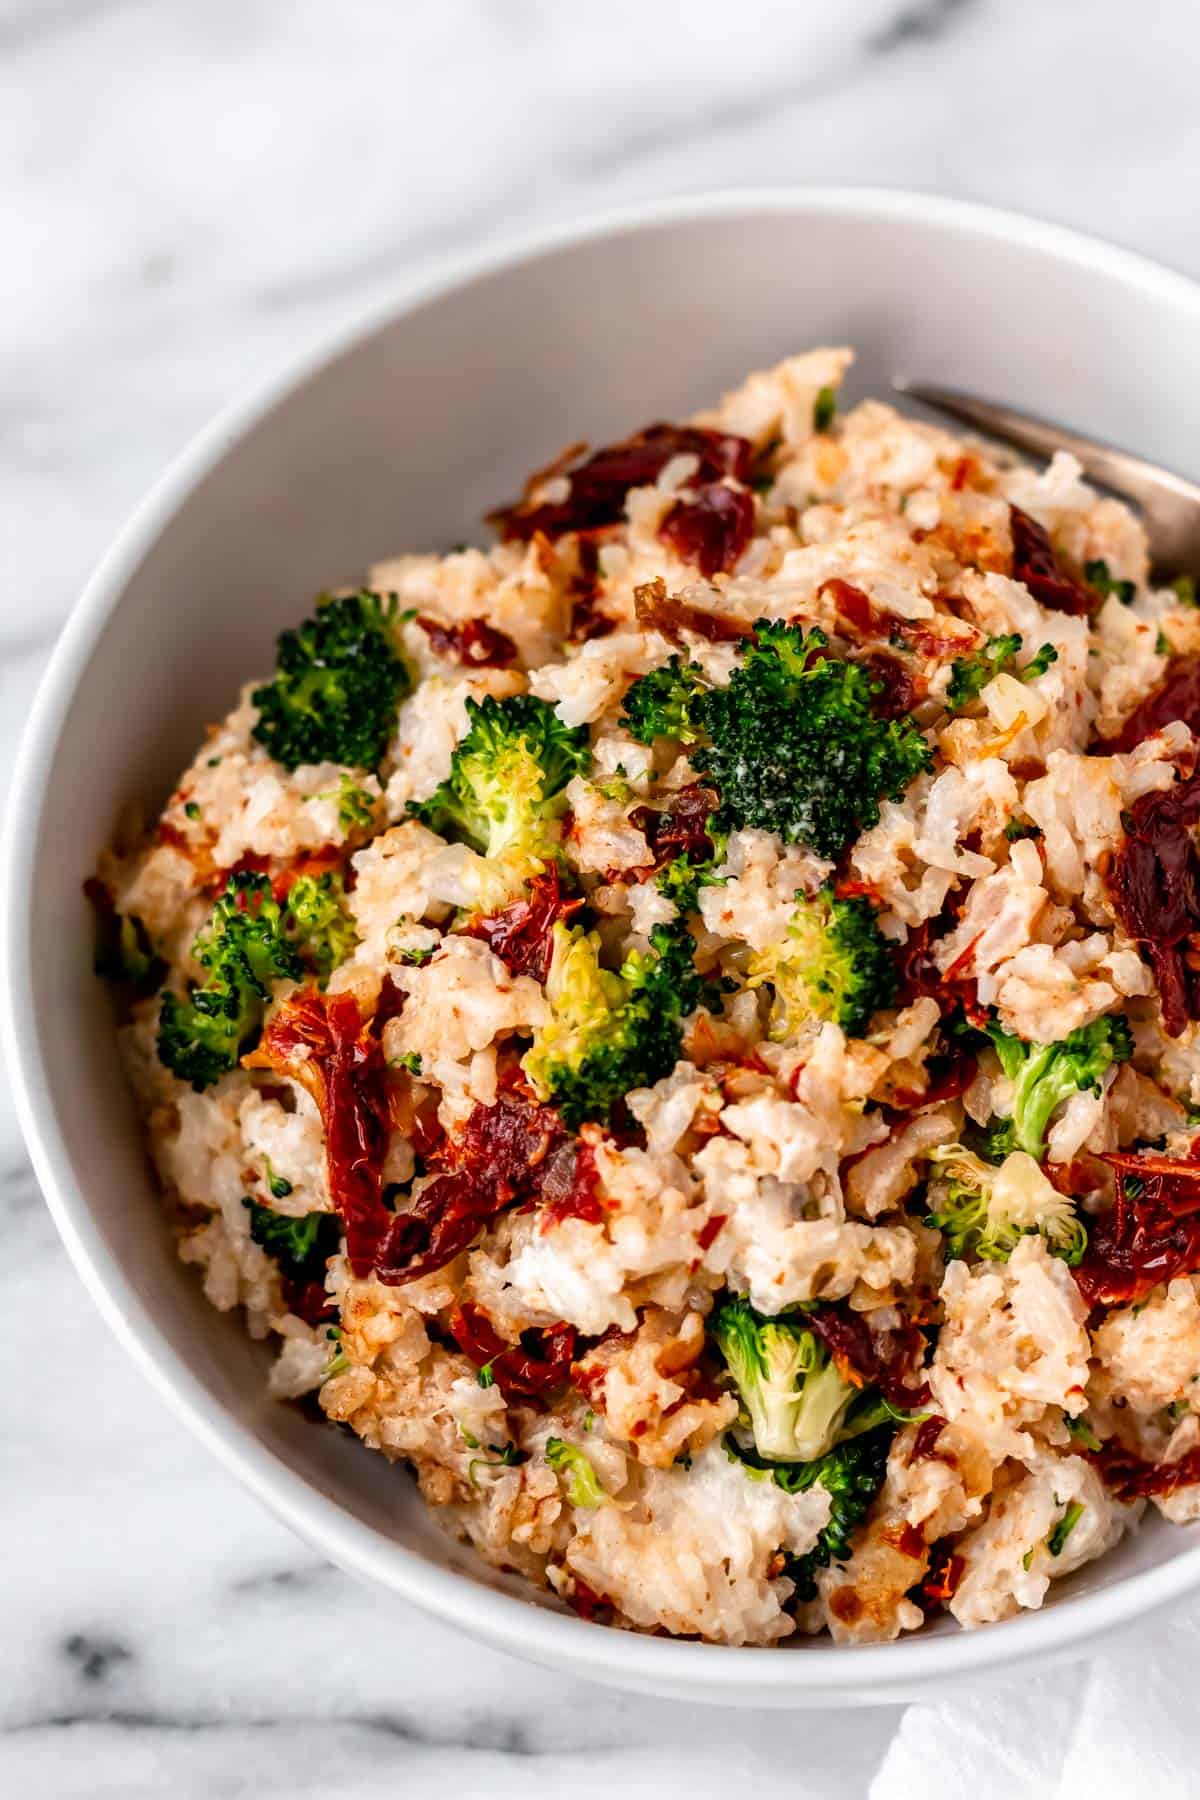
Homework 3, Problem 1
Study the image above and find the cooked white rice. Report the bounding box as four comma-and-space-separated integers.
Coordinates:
94, 348, 1200, 1646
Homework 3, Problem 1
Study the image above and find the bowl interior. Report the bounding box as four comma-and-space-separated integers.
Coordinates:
10, 192, 1200, 1701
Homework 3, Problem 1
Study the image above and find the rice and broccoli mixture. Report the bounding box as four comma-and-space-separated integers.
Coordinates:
94, 348, 1200, 1645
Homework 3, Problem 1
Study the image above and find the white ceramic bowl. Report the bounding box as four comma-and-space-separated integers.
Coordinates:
7, 188, 1200, 1707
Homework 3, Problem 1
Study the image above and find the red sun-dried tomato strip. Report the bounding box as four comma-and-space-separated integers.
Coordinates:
892, 916, 983, 1022
817, 581, 929, 717
416, 615, 518, 668
659, 482, 755, 578
283, 1277, 337, 1327
630, 783, 720, 875
1008, 506, 1092, 615
373, 1077, 603, 1284
246, 989, 392, 1276
491, 424, 753, 543
912, 1415, 948, 1460
1073, 1146, 1200, 1307
921, 1545, 965, 1608
537, 1133, 604, 1226
820, 577, 964, 663
1104, 654, 1200, 753
634, 576, 752, 643
566, 536, 616, 643
808, 1306, 931, 1408
1089, 1439, 1200, 1501
888, 1051, 977, 1114
448, 1301, 577, 1398
461, 866, 582, 982
860, 651, 925, 720
1107, 768, 1200, 1038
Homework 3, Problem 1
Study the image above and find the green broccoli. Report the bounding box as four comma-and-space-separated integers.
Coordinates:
925, 1143, 1087, 1265
654, 837, 727, 915
945, 634, 1058, 712
94, 910, 160, 990
285, 871, 358, 982
243, 1198, 341, 1282
158, 872, 302, 1089
411, 694, 588, 897
813, 386, 837, 432
693, 622, 932, 859
778, 1428, 894, 1601
251, 590, 408, 772
157, 870, 355, 1090
982, 1015, 1132, 1161
545, 1437, 608, 1507
711, 1295, 891, 1464
523, 921, 702, 1126
746, 885, 896, 1039
1047, 1499, 1085, 1556
620, 655, 709, 745
1085, 559, 1136, 605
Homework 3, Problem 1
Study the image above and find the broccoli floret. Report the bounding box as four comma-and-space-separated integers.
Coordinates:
545, 1437, 608, 1507
243, 1198, 340, 1283
813, 385, 837, 432
158, 872, 302, 1089
285, 871, 358, 981
983, 1015, 1132, 1161
655, 840, 727, 915
95, 910, 160, 989
157, 870, 355, 1090
945, 634, 1058, 712
1085, 559, 1136, 605
711, 1295, 889, 1464
523, 921, 702, 1126
925, 1143, 1087, 1264
620, 655, 709, 745
251, 591, 408, 772
778, 1428, 894, 1601
411, 695, 588, 895
693, 622, 931, 859
746, 885, 895, 1039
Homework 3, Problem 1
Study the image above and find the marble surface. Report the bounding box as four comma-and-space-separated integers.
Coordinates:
6, 2, 1200, 1793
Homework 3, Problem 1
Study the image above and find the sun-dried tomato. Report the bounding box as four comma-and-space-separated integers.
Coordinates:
373, 1078, 601, 1284
912, 1416, 948, 1460
1108, 769, 1200, 1037
448, 1302, 577, 1398
860, 651, 925, 720
461, 866, 582, 982
659, 482, 755, 578
416, 615, 518, 668
283, 1277, 336, 1326
1074, 1146, 1200, 1307
820, 577, 964, 663
1009, 506, 1092, 614
808, 1305, 931, 1408
492, 424, 752, 542
1089, 1438, 1200, 1500
921, 1545, 964, 1607
630, 784, 720, 874
247, 989, 392, 1276
1104, 654, 1200, 753
565, 536, 616, 643
892, 916, 982, 1021
633, 576, 752, 643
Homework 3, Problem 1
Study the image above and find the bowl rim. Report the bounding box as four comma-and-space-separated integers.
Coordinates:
7, 183, 1200, 1698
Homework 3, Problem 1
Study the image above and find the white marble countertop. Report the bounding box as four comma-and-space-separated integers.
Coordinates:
7, 3, 1200, 1794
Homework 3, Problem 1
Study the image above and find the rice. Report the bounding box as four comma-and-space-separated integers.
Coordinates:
93, 348, 1200, 1646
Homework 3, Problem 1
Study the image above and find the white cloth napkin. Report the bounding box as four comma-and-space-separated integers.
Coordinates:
870, 1602, 1200, 1799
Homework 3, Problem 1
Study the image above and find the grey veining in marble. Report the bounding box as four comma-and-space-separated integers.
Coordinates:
6, 2, 1200, 1794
